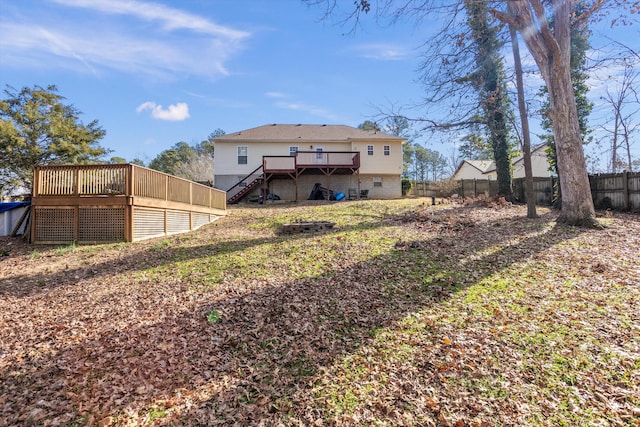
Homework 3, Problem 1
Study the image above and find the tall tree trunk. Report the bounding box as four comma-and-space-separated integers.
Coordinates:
491, 110, 513, 198
624, 132, 633, 172
509, 24, 537, 218
547, 68, 596, 225
465, 0, 513, 200
506, 0, 598, 226
612, 108, 620, 172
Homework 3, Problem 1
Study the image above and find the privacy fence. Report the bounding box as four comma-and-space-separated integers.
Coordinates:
409, 171, 640, 211
31, 164, 227, 244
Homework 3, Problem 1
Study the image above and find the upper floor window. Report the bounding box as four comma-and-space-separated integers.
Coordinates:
384, 145, 390, 156
289, 146, 299, 156
237, 146, 248, 165
367, 145, 374, 156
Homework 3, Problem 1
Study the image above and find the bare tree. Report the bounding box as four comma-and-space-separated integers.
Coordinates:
598, 56, 640, 173
445, 144, 463, 178
306, 0, 621, 226
173, 151, 215, 183
509, 24, 537, 218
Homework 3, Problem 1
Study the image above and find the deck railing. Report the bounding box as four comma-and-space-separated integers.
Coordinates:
36, 164, 127, 196
263, 156, 296, 171
262, 151, 360, 173
33, 164, 226, 211
295, 151, 360, 168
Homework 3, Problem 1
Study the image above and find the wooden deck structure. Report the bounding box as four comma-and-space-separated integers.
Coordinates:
227, 151, 360, 204
31, 164, 227, 244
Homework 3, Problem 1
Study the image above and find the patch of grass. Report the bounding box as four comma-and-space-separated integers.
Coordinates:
149, 239, 171, 251
143, 407, 168, 423
287, 356, 316, 378
54, 242, 76, 255
143, 225, 399, 288
206, 309, 222, 324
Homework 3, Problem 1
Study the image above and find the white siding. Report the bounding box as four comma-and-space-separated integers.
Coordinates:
453, 164, 496, 180
513, 150, 552, 178
350, 141, 403, 175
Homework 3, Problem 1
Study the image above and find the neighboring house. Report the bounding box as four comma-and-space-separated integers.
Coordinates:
453, 160, 497, 180
452, 144, 552, 180
213, 124, 405, 202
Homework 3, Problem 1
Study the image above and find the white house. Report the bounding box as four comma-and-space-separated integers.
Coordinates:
213, 124, 405, 202
452, 144, 552, 180
452, 160, 497, 180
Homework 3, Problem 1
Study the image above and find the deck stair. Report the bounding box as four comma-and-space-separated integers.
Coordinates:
227, 178, 262, 204
226, 165, 264, 204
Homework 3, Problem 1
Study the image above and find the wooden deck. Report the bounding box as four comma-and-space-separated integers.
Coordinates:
31, 164, 227, 244
227, 151, 360, 203
263, 151, 360, 176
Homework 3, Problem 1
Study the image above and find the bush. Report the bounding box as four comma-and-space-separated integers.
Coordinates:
401, 178, 412, 196
434, 179, 461, 198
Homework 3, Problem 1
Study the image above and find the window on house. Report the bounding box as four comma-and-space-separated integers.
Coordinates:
289, 146, 299, 156
237, 146, 248, 165
373, 176, 383, 187
367, 145, 374, 156
384, 145, 390, 156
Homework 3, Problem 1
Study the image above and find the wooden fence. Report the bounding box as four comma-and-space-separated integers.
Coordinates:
31, 164, 227, 244
409, 171, 640, 211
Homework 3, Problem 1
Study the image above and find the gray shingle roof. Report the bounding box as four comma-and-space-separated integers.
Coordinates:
213, 124, 405, 142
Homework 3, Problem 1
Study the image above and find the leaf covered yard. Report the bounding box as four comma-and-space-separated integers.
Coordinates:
0, 199, 638, 426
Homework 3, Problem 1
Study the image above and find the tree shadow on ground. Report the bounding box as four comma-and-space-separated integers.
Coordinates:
0, 204, 398, 298
0, 207, 591, 425
0, 201, 480, 298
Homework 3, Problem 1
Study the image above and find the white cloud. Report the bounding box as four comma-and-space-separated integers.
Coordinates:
265, 92, 288, 99
267, 91, 339, 121
351, 43, 412, 61
0, 0, 250, 79
136, 101, 190, 121
50, 0, 249, 40
274, 101, 339, 121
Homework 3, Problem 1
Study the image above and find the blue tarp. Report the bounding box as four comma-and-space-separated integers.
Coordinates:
0, 202, 30, 213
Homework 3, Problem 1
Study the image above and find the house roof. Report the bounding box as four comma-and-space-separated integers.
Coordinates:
213, 124, 405, 143
453, 160, 496, 178
465, 160, 496, 173
512, 143, 547, 165
453, 144, 548, 177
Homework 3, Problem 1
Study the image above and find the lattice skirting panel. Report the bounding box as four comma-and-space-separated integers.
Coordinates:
79, 207, 125, 243
33, 207, 75, 244
33, 206, 125, 244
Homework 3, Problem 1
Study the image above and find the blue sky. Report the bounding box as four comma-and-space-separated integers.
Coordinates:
1, 0, 638, 171
0, 0, 432, 163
